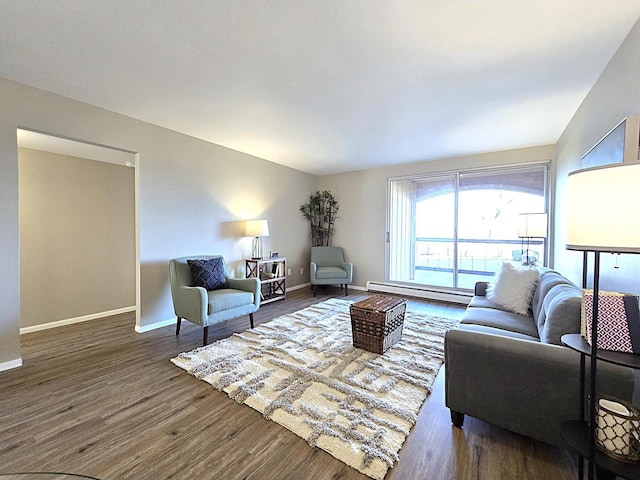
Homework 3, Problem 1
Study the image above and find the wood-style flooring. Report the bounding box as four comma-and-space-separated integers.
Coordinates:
0, 287, 578, 480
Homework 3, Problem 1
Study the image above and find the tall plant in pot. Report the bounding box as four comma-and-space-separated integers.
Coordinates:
300, 190, 340, 246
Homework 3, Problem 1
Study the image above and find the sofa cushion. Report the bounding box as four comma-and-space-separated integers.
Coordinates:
188, 257, 227, 291
537, 284, 582, 345
461, 306, 540, 339
207, 289, 254, 314
486, 263, 539, 315
457, 323, 540, 342
468, 296, 514, 312
532, 270, 571, 328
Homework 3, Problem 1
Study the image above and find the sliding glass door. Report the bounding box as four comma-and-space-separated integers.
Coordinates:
388, 175, 457, 288
387, 164, 548, 291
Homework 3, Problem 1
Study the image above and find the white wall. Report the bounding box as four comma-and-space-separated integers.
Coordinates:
554, 18, 640, 294
0, 77, 316, 368
318, 144, 556, 288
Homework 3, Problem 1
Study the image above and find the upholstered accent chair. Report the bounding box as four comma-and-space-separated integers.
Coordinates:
169, 255, 260, 345
310, 246, 353, 296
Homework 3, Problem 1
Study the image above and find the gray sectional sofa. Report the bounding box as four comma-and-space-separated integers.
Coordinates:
445, 268, 635, 449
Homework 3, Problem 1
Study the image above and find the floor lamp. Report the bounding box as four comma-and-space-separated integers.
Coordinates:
518, 212, 548, 266
566, 163, 640, 480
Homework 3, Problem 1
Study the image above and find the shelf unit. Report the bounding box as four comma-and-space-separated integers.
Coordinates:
561, 333, 640, 480
245, 257, 286, 305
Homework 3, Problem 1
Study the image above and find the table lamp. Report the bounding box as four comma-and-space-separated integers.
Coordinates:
518, 212, 547, 265
245, 219, 269, 260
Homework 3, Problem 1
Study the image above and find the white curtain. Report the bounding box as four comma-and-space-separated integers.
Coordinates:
388, 179, 415, 282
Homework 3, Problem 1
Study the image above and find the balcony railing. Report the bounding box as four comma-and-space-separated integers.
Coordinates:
408, 236, 545, 289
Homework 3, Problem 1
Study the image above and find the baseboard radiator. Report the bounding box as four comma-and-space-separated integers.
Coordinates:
366, 281, 472, 305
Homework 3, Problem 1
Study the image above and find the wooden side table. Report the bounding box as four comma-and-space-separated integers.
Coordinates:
245, 257, 287, 304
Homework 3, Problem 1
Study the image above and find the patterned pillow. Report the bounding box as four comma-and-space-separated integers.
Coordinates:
187, 257, 227, 291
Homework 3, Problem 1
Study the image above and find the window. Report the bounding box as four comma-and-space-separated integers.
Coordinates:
387, 164, 549, 291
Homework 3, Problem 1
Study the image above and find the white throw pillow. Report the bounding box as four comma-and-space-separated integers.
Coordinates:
486, 262, 539, 315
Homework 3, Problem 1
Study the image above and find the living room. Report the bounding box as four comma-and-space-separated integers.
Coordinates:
2, 3, 640, 479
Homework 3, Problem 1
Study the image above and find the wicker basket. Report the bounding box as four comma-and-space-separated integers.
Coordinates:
596, 395, 640, 462
349, 295, 407, 354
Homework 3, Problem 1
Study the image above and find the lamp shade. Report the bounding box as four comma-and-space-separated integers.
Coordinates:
245, 219, 269, 237
518, 213, 548, 238
566, 163, 640, 253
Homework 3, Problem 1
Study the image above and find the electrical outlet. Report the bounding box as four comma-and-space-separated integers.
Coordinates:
287, 268, 292, 276
300, 267, 304, 275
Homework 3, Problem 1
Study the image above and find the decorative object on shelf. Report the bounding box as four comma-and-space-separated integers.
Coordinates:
245, 219, 269, 259
596, 395, 640, 462
581, 289, 640, 353
518, 212, 547, 266
299, 190, 339, 246
566, 162, 640, 479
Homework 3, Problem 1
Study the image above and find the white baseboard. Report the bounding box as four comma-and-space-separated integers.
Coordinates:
135, 318, 176, 333
366, 281, 472, 305
136, 283, 369, 334
287, 283, 366, 293
348, 285, 366, 292
286, 282, 311, 292
20, 306, 137, 334
0, 358, 23, 372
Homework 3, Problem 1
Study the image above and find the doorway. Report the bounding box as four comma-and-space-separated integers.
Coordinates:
17, 129, 140, 332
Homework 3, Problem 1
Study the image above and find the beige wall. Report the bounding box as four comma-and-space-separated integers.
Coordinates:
554, 18, 640, 295
0, 86, 20, 367
19, 147, 136, 328
3, 17, 637, 368
1, 77, 316, 368
317, 144, 556, 288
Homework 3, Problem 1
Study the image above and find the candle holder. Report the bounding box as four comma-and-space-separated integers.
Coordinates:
596, 395, 640, 462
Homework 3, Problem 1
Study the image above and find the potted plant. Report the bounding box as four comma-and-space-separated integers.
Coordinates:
299, 190, 339, 246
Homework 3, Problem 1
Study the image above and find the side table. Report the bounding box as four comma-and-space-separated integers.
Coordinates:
561, 333, 640, 480
245, 257, 286, 304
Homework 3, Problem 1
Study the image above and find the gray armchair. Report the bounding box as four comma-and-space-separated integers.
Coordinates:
310, 246, 353, 296
169, 255, 260, 345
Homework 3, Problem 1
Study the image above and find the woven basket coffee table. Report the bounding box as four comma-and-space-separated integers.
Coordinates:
349, 295, 407, 354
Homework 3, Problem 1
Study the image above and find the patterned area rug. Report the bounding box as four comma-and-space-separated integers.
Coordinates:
171, 298, 458, 480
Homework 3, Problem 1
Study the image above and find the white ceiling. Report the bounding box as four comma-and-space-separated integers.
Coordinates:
2, 1, 640, 176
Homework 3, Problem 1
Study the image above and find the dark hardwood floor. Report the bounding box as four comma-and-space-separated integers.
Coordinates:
0, 287, 577, 480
